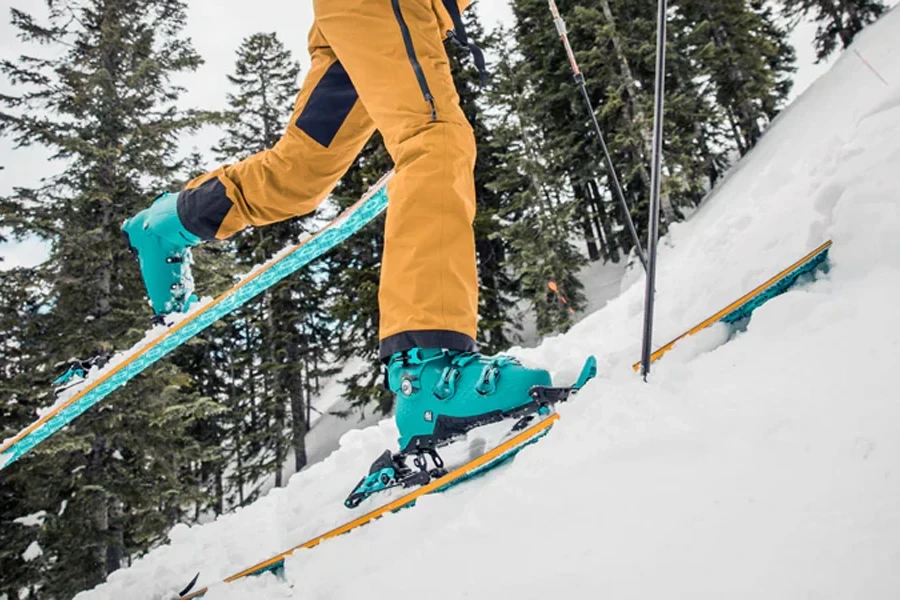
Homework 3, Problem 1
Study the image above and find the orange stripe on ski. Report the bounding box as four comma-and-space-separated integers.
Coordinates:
632, 240, 832, 371
0, 173, 393, 457
181, 414, 559, 599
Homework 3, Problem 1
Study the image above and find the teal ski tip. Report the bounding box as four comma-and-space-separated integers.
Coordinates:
721, 243, 831, 324
573, 356, 598, 390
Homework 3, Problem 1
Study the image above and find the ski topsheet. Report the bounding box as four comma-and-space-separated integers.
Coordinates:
0, 173, 392, 471
634, 240, 832, 370
179, 413, 561, 599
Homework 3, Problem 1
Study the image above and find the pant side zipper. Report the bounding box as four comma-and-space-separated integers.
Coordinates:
391, 0, 438, 120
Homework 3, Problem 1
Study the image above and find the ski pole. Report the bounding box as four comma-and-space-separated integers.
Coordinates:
546, 0, 647, 273
640, 0, 668, 380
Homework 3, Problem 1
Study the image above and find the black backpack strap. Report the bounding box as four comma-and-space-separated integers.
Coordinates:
442, 0, 488, 85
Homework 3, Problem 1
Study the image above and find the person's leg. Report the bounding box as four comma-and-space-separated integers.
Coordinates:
124, 25, 377, 317
179, 26, 377, 240
314, 0, 479, 359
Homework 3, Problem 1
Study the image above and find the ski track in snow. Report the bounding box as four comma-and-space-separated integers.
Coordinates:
77, 10, 900, 600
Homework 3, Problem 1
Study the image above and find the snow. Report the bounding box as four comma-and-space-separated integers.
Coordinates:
75, 8, 900, 600
22, 541, 43, 562
13, 511, 46, 528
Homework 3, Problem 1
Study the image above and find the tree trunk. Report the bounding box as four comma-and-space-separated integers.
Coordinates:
289, 325, 308, 474
86, 434, 109, 587
290, 378, 309, 473
266, 290, 285, 488
832, 0, 854, 47
727, 108, 748, 155
576, 184, 602, 261
580, 213, 600, 261
105, 497, 124, 575
586, 183, 609, 261
588, 178, 621, 262
229, 349, 245, 506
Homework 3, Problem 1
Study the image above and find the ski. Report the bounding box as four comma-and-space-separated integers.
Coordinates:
0, 173, 392, 471
634, 240, 832, 370
180, 415, 556, 599
177, 356, 597, 599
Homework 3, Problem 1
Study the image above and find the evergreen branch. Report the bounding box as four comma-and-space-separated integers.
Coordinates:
9, 8, 66, 44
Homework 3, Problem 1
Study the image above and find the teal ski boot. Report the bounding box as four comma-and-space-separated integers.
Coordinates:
122, 192, 201, 323
388, 349, 552, 453
344, 350, 598, 508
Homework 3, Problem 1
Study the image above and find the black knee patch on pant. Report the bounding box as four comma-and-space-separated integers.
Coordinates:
295, 60, 359, 148
177, 178, 233, 240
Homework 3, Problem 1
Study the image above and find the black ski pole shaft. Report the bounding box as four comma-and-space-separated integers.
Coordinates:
640, 0, 668, 380
547, 0, 647, 273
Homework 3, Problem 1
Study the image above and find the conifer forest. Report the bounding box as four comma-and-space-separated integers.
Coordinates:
0, 0, 887, 597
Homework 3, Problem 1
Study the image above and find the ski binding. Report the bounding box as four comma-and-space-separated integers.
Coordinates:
52, 354, 112, 397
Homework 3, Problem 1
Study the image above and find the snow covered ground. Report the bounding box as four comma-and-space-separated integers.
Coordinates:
75, 8, 900, 600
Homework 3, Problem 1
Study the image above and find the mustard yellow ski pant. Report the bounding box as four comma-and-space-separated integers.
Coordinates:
178, 0, 477, 359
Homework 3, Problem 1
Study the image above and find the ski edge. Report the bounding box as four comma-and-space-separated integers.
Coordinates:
179, 413, 560, 599
0, 172, 393, 467
632, 239, 832, 371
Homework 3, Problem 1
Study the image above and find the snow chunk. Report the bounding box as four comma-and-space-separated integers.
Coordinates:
14, 511, 46, 527
22, 541, 43, 562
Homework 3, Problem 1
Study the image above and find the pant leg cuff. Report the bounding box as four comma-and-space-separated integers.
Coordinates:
379, 330, 477, 361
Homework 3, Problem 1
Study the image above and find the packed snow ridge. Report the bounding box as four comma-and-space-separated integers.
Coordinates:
79, 9, 900, 600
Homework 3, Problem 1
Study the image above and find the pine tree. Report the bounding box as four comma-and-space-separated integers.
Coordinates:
212, 32, 324, 490
504, 0, 653, 259
487, 31, 588, 336
782, 0, 886, 61
213, 33, 301, 160
0, 0, 220, 594
504, 0, 797, 261
0, 267, 46, 599
679, 0, 796, 155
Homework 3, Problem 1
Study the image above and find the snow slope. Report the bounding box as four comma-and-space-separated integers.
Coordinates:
77, 10, 900, 600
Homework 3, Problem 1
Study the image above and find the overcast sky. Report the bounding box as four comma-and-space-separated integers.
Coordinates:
1, 0, 889, 268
